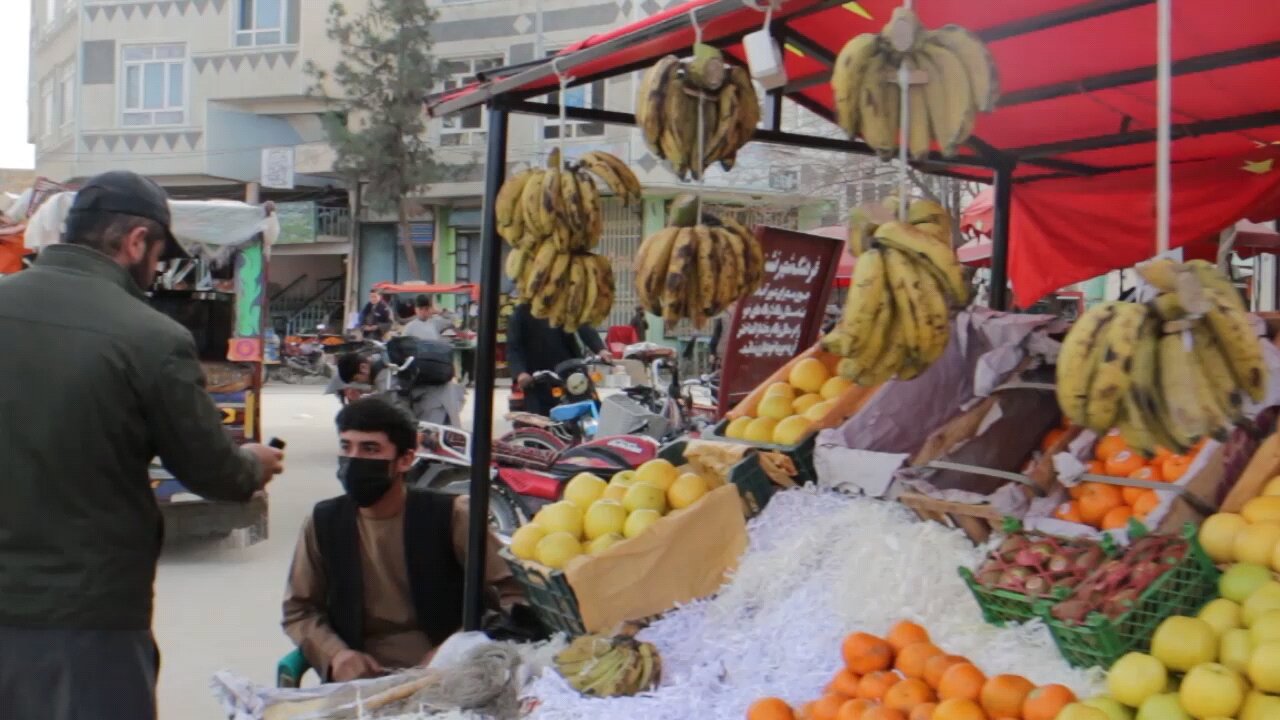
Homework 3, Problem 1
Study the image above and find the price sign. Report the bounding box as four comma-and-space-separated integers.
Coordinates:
717, 226, 843, 416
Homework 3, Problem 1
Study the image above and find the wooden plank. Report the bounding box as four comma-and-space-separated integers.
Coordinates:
1222, 433, 1280, 512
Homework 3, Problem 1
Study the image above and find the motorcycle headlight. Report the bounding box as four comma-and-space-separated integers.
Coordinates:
580, 416, 598, 437
566, 372, 590, 396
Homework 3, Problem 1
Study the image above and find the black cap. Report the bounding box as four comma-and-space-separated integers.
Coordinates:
69, 170, 186, 260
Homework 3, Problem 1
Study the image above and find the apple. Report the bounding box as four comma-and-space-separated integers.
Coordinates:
1243, 582, 1280, 626
1220, 565, 1273, 604
1223, 563, 1274, 602
1179, 663, 1245, 719
1135, 693, 1192, 720
1247, 641, 1280, 693
1057, 703, 1111, 720
1220, 628, 1254, 674
1251, 609, 1280, 644
1108, 652, 1169, 708
1151, 616, 1218, 672
1083, 696, 1136, 720
1240, 689, 1280, 720
1198, 598, 1243, 636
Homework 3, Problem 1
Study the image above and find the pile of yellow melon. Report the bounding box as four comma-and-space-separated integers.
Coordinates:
507, 458, 721, 570
723, 356, 853, 447
1198, 477, 1280, 568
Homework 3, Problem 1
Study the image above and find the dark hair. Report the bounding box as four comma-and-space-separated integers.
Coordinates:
415, 294, 432, 309
335, 351, 366, 383
335, 397, 417, 455
64, 211, 165, 256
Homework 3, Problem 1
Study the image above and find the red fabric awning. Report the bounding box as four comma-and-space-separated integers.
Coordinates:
961, 189, 994, 238
373, 281, 480, 302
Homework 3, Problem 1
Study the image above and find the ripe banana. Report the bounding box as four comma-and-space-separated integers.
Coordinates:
693, 225, 717, 318
1159, 331, 1212, 449
1084, 302, 1147, 432
916, 42, 974, 155
873, 221, 969, 304
926, 25, 999, 112
832, 34, 879, 137
883, 247, 925, 362
661, 227, 698, 323
579, 151, 642, 206
495, 171, 529, 243
856, 53, 898, 157
1056, 302, 1119, 427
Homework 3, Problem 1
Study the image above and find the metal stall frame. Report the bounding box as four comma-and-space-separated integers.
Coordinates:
430, 0, 1280, 627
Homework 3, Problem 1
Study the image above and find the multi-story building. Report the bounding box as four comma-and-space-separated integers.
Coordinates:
30, 0, 841, 335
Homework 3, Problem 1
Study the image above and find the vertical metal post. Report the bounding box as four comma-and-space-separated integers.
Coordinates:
765, 90, 784, 132
463, 103, 509, 631
989, 162, 1014, 311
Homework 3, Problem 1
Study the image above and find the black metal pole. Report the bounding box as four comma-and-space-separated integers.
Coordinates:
989, 161, 1015, 311
463, 103, 508, 631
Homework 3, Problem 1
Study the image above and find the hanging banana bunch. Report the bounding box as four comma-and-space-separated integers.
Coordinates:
634, 194, 764, 328
831, 7, 998, 159
636, 45, 761, 179
821, 198, 970, 386
1056, 259, 1267, 455
496, 149, 640, 328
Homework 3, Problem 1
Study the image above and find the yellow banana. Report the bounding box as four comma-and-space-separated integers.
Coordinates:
693, 225, 716, 319
883, 247, 927, 363
858, 320, 908, 386
913, 264, 952, 364
906, 76, 931, 160
712, 226, 745, 308
1083, 301, 1147, 432
1159, 330, 1212, 449
1056, 302, 1119, 427
520, 169, 548, 237
831, 33, 880, 138
661, 227, 698, 323
1186, 259, 1247, 313
575, 170, 603, 248
856, 53, 898, 157
635, 228, 678, 316
579, 151, 642, 206
637, 56, 679, 157
1202, 296, 1267, 402
926, 25, 999, 111
591, 253, 615, 325
917, 42, 975, 155
872, 221, 969, 304
841, 247, 889, 357
559, 170, 585, 249
579, 253, 600, 327
1125, 316, 1189, 455
1191, 324, 1246, 425
495, 171, 530, 243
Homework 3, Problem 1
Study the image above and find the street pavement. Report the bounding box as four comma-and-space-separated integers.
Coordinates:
154, 384, 512, 719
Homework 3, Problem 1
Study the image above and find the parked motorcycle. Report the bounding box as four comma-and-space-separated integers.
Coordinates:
407, 420, 660, 535
504, 355, 612, 450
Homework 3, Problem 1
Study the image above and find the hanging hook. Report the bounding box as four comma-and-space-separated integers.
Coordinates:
550, 55, 573, 165
688, 6, 703, 46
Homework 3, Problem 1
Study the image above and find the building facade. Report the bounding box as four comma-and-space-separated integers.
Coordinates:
30, 0, 839, 336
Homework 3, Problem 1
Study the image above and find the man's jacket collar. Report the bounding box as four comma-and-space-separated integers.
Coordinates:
36, 244, 147, 300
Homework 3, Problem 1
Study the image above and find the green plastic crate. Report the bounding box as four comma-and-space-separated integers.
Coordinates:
1035, 524, 1221, 669
707, 418, 819, 486
959, 566, 1074, 626
659, 439, 777, 516
500, 549, 586, 636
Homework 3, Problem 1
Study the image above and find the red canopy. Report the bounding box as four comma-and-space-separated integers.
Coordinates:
429, 0, 1280, 304
961, 189, 994, 238
373, 281, 480, 302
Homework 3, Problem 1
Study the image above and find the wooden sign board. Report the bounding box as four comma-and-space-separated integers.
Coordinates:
716, 226, 843, 416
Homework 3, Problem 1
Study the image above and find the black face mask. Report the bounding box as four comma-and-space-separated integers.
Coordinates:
337, 457, 395, 507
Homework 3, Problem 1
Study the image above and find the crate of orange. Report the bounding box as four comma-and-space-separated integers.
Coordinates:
746, 619, 1082, 720
712, 345, 879, 486
1034, 427, 1231, 538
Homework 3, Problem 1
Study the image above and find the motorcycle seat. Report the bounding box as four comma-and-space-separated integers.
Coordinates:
625, 347, 676, 364
550, 401, 595, 423
505, 411, 556, 428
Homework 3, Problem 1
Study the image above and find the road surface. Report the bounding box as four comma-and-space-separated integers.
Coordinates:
155, 384, 513, 718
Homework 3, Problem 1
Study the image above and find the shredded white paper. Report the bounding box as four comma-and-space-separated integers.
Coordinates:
524, 488, 1104, 720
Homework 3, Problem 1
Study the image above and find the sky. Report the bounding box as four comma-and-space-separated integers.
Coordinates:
1, 1, 35, 169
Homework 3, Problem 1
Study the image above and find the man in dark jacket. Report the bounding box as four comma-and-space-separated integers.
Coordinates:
505, 301, 610, 416
283, 398, 521, 681
0, 171, 284, 719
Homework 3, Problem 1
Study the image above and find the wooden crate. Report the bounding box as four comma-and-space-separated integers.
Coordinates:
722, 344, 878, 430
1221, 432, 1280, 513
898, 493, 1009, 544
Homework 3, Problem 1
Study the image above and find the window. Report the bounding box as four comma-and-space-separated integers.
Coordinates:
438, 56, 503, 146
455, 232, 475, 282
121, 44, 186, 127
41, 81, 54, 137
59, 68, 74, 127
236, 0, 285, 47
543, 50, 605, 139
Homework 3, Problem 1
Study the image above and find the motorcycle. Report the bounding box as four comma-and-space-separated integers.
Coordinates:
504, 355, 612, 451
408, 420, 660, 535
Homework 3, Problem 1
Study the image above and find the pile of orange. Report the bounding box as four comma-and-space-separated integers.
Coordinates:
745, 621, 1077, 720
1051, 429, 1204, 530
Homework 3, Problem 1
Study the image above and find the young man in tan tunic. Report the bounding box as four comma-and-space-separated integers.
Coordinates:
282, 398, 523, 682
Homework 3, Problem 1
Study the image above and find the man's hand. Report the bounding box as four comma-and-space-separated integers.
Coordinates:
597, 349, 614, 362
516, 373, 533, 390
242, 443, 285, 485
330, 649, 384, 682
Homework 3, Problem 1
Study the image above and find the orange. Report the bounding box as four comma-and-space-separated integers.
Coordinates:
1101, 505, 1133, 530
932, 698, 987, 720
837, 699, 876, 720
1053, 501, 1084, 523
1153, 446, 1173, 463
1121, 485, 1146, 506
1078, 483, 1124, 525
814, 693, 850, 720
1104, 450, 1145, 478
749, 697, 797, 720
924, 655, 968, 689
1094, 431, 1128, 462
828, 669, 863, 698
979, 675, 1035, 718
843, 633, 894, 675
1162, 453, 1193, 482
1041, 428, 1066, 452
937, 663, 986, 703
859, 671, 903, 702
885, 678, 937, 713
1085, 460, 1106, 477
1021, 684, 1076, 720
799, 703, 816, 720
886, 621, 931, 653
895, 643, 943, 679
910, 703, 938, 720
862, 710, 908, 720
1129, 464, 1164, 484
1132, 489, 1161, 518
